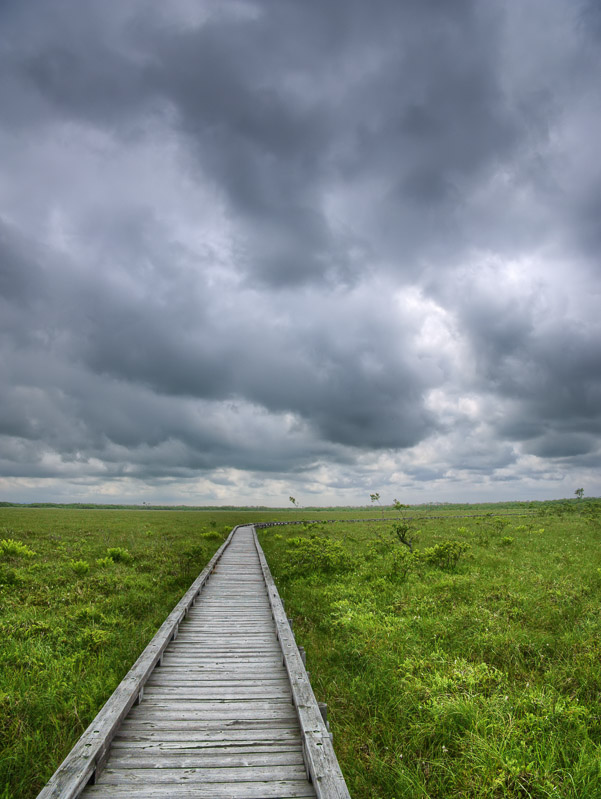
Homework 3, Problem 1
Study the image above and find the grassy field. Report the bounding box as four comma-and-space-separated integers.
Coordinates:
1, 500, 599, 798
259, 500, 601, 798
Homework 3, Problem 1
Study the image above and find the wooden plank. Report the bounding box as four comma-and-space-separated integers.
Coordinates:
163, 641, 279, 648
144, 679, 289, 688
173, 635, 277, 642
106, 751, 304, 767
125, 708, 298, 721
118, 718, 300, 732
147, 669, 287, 679
135, 697, 293, 708
98, 765, 309, 784
84, 781, 316, 798
142, 687, 291, 699
110, 741, 302, 752
157, 658, 283, 666
112, 729, 302, 744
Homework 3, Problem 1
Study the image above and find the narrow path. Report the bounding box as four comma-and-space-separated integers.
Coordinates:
81, 526, 316, 798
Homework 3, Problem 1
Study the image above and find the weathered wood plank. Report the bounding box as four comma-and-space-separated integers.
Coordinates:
144, 680, 289, 690
125, 707, 298, 721
106, 751, 304, 768
148, 669, 287, 679
110, 740, 302, 752
135, 697, 293, 708
98, 765, 309, 784
142, 686, 291, 699
84, 781, 315, 798
112, 729, 302, 744
118, 718, 300, 732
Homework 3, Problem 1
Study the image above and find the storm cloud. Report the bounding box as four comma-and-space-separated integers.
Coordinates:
0, 0, 599, 504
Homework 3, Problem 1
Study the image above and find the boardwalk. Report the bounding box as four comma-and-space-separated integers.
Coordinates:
38, 525, 348, 799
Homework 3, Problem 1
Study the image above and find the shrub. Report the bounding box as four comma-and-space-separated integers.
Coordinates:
200, 531, 221, 541
70, 559, 90, 576
0, 565, 21, 585
386, 547, 414, 582
0, 538, 35, 558
367, 536, 390, 558
106, 547, 133, 564
500, 536, 515, 547
283, 535, 353, 578
417, 541, 470, 571
96, 556, 114, 568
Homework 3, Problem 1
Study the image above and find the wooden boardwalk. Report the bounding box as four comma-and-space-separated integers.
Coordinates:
38, 525, 349, 799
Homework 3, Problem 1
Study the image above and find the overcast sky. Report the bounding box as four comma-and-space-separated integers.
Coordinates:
1, 0, 600, 506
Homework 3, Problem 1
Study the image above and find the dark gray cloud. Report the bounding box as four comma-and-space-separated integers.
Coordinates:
0, 0, 599, 504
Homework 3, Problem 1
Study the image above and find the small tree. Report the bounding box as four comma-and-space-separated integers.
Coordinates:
370, 492, 384, 518
575, 488, 584, 500
391, 521, 416, 552
289, 496, 297, 507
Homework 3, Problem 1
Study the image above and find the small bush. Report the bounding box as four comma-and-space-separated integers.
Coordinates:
367, 537, 390, 558
200, 531, 221, 541
79, 628, 113, 651
106, 547, 133, 564
0, 565, 21, 585
387, 547, 414, 582
417, 541, 470, 571
96, 556, 114, 568
70, 559, 90, 576
283, 535, 353, 578
0, 538, 35, 558
500, 536, 515, 547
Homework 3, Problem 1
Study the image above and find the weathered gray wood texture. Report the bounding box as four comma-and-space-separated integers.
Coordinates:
37, 524, 352, 798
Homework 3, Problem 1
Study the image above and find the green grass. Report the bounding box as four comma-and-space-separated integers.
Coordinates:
1, 501, 599, 798
259, 501, 601, 798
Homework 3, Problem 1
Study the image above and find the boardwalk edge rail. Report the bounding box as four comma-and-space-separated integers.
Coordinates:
36, 525, 243, 799
252, 526, 351, 799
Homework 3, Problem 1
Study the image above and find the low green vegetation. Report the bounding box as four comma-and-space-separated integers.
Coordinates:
259, 499, 601, 798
